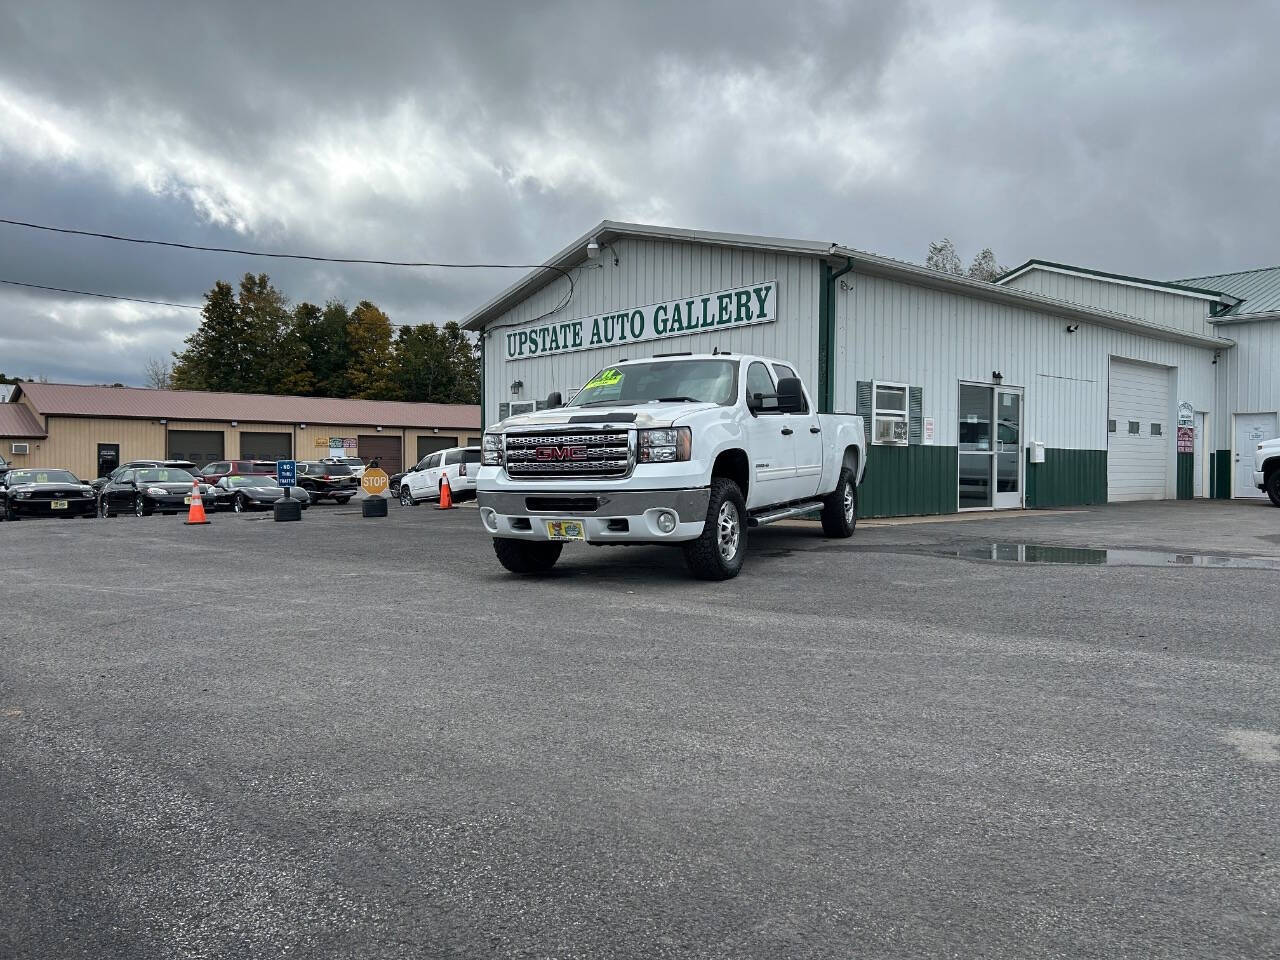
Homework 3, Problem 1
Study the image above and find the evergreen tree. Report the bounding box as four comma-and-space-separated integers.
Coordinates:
388, 321, 480, 404
345, 300, 396, 399
171, 280, 255, 391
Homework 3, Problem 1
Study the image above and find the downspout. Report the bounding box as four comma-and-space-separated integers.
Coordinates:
478, 331, 486, 429
818, 255, 854, 414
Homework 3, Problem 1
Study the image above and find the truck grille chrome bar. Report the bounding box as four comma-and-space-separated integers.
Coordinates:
504, 429, 634, 479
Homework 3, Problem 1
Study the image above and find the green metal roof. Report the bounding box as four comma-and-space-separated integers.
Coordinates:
1177, 265, 1280, 318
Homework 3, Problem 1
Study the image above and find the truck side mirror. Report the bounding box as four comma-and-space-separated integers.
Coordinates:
775, 377, 805, 414
547, 391, 563, 408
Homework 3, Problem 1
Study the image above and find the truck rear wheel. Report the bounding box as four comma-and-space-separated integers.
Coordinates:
682, 478, 746, 580
1266, 470, 1280, 507
493, 538, 563, 574
820, 468, 857, 537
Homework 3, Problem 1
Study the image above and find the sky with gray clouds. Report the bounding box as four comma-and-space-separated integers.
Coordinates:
1, 0, 1277, 385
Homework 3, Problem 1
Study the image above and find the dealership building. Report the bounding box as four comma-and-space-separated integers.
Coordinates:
461, 220, 1280, 517
0, 382, 480, 481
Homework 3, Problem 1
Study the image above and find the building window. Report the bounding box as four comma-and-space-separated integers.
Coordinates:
1151, 423, 1163, 436
873, 381, 909, 445
1108, 419, 1116, 433
1128, 421, 1141, 435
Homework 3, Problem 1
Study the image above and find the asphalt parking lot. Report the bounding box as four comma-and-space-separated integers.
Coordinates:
2, 499, 1278, 959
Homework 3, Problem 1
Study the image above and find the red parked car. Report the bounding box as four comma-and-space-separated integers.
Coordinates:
197, 459, 278, 485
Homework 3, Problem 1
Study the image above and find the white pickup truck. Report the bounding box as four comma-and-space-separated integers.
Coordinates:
477, 353, 866, 580
1255, 436, 1280, 505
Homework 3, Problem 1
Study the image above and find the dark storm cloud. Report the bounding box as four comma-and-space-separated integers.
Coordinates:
1, 0, 1277, 384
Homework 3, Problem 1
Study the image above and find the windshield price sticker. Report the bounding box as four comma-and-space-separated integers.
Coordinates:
584, 368, 623, 389
503, 280, 777, 361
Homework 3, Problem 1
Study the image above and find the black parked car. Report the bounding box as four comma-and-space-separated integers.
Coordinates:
0, 468, 96, 520
295, 461, 357, 503
92, 459, 199, 493
209, 475, 310, 513
98, 466, 202, 517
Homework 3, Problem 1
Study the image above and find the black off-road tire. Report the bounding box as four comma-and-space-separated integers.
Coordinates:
1266, 470, 1280, 507
682, 478, 747, 581
492, 538, 564, 574
820, 468, 858, 537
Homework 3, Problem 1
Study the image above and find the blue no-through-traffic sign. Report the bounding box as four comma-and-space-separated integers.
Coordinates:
276, 459, 297, 488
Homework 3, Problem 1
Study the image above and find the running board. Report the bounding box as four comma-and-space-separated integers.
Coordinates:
747, 501, 823, 527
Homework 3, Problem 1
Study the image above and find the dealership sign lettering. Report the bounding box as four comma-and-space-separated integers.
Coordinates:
503, 280, 777, 361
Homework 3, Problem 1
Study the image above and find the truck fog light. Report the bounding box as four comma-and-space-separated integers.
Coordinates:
480, 507, 498, 531
656, 510, 677, 533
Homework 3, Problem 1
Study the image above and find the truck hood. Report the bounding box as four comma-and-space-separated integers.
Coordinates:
495, 402, 718, 431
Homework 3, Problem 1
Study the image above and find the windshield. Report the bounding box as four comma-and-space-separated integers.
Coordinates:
339, 458, 364, 466
9, 469, 79, 485
135, 468, 195, 484
228, 476, 279, 488
569, 359, 736, 407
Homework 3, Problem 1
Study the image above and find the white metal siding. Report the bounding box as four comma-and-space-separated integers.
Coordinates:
1003, 268, 1216, 338
1107, 360, 1171, 501
482, 237, 821, 424
1213, 319, 1280, 447
833, 272, 1215, 463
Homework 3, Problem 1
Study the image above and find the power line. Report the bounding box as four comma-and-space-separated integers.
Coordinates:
0, 278, 202, 310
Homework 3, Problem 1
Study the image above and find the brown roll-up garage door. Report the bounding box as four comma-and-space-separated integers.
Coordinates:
167, 429, 224, 464
358, 435, 402, 475
416, 435, 458, 459
240, 431, 292, 460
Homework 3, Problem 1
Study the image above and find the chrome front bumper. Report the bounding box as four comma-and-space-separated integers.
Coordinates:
477, 487, 710, 543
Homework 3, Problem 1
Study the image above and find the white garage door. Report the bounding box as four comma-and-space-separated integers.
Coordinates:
1108, 359, 1171, 502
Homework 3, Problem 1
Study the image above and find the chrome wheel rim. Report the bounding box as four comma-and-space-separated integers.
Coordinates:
234, 497, 243, 513
843, 482, 855, 523
134, 497, 144, 517
717, 500, 740, 561
400, 488, 411, 506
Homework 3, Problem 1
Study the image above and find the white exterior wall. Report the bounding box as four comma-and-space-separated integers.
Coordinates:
834, 272, 1219, 495
1216, 320, 1280, 419
1003, 268, 1217, 338
481, 238, 821, 425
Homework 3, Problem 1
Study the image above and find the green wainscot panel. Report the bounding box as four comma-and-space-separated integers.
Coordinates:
1209, 450, 1231, 499
1025, 449, 1108, 508
858, 445, 958, 518
1176, 453, 1194, 500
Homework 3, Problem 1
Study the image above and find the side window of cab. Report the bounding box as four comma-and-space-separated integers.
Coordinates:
745, 361, 779, 415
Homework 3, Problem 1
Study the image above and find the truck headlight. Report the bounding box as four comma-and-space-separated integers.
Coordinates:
639, 427, 692, 463
482, 433, 504, 466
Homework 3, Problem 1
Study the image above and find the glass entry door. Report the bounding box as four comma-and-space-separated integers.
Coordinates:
957, 383, 1023, 510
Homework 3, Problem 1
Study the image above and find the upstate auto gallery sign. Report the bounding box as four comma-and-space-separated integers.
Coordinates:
503, 280, 777, 361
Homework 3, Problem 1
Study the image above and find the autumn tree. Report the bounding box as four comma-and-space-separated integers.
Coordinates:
344, 300, 395, 399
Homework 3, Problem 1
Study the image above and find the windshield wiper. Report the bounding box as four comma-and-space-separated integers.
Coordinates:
655, 396, 700, 403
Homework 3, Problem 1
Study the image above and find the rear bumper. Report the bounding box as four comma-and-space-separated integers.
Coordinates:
477, 487, 709, 543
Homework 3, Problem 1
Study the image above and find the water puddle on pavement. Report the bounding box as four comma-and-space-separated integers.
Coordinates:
876, 542, 1280, 570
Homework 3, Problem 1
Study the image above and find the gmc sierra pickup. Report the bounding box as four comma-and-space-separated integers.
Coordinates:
477, 353, 866, 580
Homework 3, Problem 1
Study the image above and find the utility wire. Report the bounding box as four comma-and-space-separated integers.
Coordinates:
0, 278, 202, 310
0, 214, 576, 322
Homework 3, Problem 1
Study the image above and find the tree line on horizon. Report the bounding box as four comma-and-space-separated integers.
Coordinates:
164, 273, 480, 405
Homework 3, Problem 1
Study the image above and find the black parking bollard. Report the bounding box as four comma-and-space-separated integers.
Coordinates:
362, 496, 388, 518
274, 498, 302, 522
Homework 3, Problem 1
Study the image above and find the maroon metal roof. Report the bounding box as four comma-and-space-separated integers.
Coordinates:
14, 382, 480, 430
0, 402, 47, 438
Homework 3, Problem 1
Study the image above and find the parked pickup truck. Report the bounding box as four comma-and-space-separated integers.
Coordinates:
1255, 436, 1280, 505
477, 353, 866, 580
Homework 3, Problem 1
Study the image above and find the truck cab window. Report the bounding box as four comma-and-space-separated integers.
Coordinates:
746, 362, 779, 413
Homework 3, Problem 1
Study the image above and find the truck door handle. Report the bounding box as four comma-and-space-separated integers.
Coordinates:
780, 428, 793, 436
809, 426, 821, 434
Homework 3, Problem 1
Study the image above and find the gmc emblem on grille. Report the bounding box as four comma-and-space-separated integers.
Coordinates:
535, 445, 589, 461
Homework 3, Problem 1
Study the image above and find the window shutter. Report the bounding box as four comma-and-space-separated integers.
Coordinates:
855, 381, 872, 448
908, 386, 923, 444
498, 402, 510, 420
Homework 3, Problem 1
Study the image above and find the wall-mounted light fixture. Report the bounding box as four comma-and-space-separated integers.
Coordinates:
230, 420, 238, 427
376, 426, 383, 432
432, 427, 439, 434
299, 423, 307, 429
159, 418, 167, 425
1065, 323, 1080, 333
992, 371, 1003, 383
510, 379, 523, 396
586, 239, 600, 259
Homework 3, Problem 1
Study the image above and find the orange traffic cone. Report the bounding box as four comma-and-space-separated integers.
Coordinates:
437, 473, 454, 510
185, 481, 210, 525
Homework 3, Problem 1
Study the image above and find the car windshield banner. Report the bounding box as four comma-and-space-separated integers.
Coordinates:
503, 280, 777, 361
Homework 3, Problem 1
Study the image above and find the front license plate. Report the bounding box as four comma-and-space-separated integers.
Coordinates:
184, 497, 193, 505
545, 519, 585, 541
51, 500, 68, 509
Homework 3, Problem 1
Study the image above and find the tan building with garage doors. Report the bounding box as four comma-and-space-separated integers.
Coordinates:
0, 381, 480, 481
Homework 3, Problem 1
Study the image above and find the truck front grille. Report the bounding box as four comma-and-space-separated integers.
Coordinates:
504, 430, 632, 479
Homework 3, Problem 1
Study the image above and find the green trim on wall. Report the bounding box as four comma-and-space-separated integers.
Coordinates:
1176, 452, 1194, 499
1210, 449, 1231, 498
1025, 448, 1108, 508
859, 445, 958, 518
479, 334, 486, 429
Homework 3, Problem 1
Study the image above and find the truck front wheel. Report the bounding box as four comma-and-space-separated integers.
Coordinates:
682, 478, 747, 580
493, 537, 563, 574
820, 468, 857, 537
1266, 470, 1280, 507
